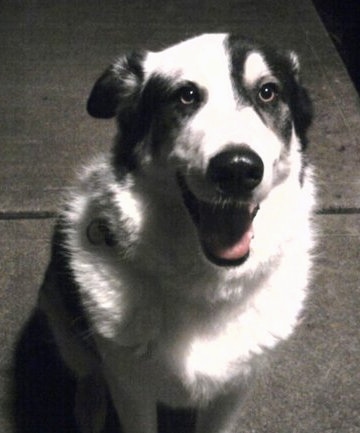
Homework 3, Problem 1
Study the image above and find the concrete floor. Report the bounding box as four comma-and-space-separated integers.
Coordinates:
0, 1, 359, 432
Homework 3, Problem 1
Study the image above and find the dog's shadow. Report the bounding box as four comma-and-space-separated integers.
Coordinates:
13, 310, 197, 433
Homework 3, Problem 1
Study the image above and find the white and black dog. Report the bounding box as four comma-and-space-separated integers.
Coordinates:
39, 33, 316, 433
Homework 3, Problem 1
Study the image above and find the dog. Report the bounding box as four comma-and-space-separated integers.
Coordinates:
39, 33, 316, 433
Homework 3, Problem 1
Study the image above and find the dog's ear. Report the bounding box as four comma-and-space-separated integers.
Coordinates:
87, 51, 145, 119
287, 51, 313, 148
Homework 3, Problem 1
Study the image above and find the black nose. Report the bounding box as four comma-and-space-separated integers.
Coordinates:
207, 148, 264, 196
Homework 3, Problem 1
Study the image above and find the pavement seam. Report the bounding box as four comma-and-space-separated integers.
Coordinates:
0, 208, 359, 221
0, 211, 57, 221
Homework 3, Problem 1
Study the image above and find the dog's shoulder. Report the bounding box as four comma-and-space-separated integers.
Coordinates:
63, 154, 142, 254
45, 155, 161, 346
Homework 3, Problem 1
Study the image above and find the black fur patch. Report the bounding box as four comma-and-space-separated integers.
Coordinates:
87, 51, 145, 119
112, 73, 206, 171
41, 220, 97, 355
227, 35, 312, 149
142, 75, 205, 157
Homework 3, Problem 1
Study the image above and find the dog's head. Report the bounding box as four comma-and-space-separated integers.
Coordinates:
87, 34, 312, 267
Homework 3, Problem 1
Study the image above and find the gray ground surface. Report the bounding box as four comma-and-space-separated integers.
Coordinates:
1, 1, 359, 432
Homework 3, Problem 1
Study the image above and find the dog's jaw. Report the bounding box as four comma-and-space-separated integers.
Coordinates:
177, 173, 259, 267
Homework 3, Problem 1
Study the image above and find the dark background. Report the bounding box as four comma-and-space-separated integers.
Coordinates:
313, 0, 360, 93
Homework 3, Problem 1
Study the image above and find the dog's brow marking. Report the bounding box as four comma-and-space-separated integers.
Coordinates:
243, 52, 271, 86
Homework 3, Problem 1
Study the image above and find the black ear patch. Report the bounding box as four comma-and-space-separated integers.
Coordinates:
291, 84, 313, 149
87, 51, 145, 119
286, 55, 313, 149
285, 51, 313, 149
87, 69, 122, 118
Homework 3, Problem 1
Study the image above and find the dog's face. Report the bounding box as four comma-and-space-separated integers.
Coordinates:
87, 34, 312, 267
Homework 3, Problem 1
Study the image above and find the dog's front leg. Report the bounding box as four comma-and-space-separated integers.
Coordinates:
106, 379, 158, 433
75, 373, 107, 433
196, 387, 247, 433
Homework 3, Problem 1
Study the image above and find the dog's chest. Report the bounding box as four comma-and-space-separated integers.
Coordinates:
145, 302, 252, 399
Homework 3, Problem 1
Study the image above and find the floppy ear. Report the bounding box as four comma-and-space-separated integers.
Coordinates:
87, 51, 145, 119
292, 83, 313, 148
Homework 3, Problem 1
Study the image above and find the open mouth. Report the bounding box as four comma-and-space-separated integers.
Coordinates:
177, 173, 259, 267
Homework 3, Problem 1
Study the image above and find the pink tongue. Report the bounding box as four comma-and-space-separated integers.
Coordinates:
198, 204, 253, 262
211, 225, 253, 260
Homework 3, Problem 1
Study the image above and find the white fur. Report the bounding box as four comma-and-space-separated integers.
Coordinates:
243, 51, 272, 86
44, 34, 316, 433
145, 33, 229, 83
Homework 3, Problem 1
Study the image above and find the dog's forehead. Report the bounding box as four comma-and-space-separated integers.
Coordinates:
143, 34, 274, 89
144, 33, 230, 83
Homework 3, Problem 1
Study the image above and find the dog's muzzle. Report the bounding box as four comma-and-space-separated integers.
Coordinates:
178, 148, 263, 267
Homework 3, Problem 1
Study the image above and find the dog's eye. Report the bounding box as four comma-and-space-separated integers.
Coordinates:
178, 85, 200, 105
258, 83, 279, 103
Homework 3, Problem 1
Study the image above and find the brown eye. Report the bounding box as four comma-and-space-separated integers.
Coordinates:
258, 83, 278, 103
178, 85, 200, 105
